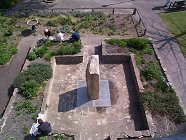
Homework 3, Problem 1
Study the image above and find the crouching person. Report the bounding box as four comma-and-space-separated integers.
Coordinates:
38, 119, 52, 136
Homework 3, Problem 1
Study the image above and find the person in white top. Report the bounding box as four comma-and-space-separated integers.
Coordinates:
55, 30, 64, 41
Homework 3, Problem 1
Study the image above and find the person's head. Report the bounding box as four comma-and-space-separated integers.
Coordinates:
44, 29, 49, 32
70, 30, 75, 34
57, 30, 61, 34
38, 119, 44, 124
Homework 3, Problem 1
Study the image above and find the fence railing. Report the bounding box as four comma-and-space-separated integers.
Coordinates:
0, 7, 146, 36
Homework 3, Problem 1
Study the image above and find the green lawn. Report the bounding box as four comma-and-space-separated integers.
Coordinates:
160, 11, 186, 55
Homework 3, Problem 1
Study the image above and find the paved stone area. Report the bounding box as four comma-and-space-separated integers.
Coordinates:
47, 62, 147, 139
46, 35, 147, 139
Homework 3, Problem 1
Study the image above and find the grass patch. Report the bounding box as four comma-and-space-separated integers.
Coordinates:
142, 91, 186, 123
160, 11, 186, 55
0, 16, 18, 65
0, 44, 17, 65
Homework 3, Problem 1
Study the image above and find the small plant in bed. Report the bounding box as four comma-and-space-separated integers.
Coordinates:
27, 39, 82, 61
0, 44, 17, 65
105, 38, 127, 48
14, 64, 52, 99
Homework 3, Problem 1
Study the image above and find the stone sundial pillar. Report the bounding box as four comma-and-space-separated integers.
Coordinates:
86, 55, 100, 100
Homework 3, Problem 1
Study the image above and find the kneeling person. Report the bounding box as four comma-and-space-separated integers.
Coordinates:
38, 119, 52, 135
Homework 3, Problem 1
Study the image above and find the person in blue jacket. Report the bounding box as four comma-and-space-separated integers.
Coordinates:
70, 30, 80, 42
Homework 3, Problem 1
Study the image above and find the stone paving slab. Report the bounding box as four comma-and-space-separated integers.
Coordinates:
77, 80, 111, 107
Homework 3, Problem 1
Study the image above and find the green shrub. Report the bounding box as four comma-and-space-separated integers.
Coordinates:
127, 38, 150, 50
142, 92, 186, 123
27, 52, 37, 61
0, 0, 18, 8
34, 46, 48, 58
46, 19, 58, 27
14, 64, 52, 88
141, 62, 161, 81
19, 80, 40, 98
156, 78, 174, 93
55, 41, 81, 55
105, 39, 127, 48
14, 100, 39, 114
55, 46, 80, 55
57, 16, 71, 25
44, 52, 53, 61
108, 24, 116, 32
0, 44, 17, 65
4, 29, 13, 37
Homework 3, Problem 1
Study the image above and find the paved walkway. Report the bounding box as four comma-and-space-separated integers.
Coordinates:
0, 36, 41, 116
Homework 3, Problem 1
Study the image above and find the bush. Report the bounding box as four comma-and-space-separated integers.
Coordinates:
0, 0, 18, 9
27, 52, 37, 61
105, 39, 127, 48
37, 39, 55, 48
4, 29, 13, 37
34, 46, 48, 58
55, 46, 80, 55
46, 19, 58, 27
44, 52, 53, 61
127, 38, 150, 50
142, 92, 186, 123
156, 78, 174, 93
55, 41, 81, 55
19, 80, 40, 98
14, 64, 52, 88
0, 44, 17, 65
141, 62, 161, 81
14, 100, 39, 114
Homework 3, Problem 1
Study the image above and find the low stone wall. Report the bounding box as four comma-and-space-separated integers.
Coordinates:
55, 55, 83, 64
129, 54, 156, 138
100, 55, 130, 64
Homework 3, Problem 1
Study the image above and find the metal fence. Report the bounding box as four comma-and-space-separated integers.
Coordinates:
0, 7, 146, 36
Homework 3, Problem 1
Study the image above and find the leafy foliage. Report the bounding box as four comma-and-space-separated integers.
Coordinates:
27, 52, 37, 61
127, 38, 151, 50
105, 39, 127, 48
142, 92, 186, 123
0, 0, 18, 8
14, 64, 52, 88
141, 62, 161, 81
155, 78, 174, 93
19, 80, 40, 98
46, 19, 58, 27
0, 16, 18, 65
14, 100, 39, 114
0, 44, 17, 65
27, 40, 82, 61
14, 64, 52, 98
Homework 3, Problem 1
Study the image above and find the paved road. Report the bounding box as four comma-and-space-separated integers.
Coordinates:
0, 36, 40, 116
